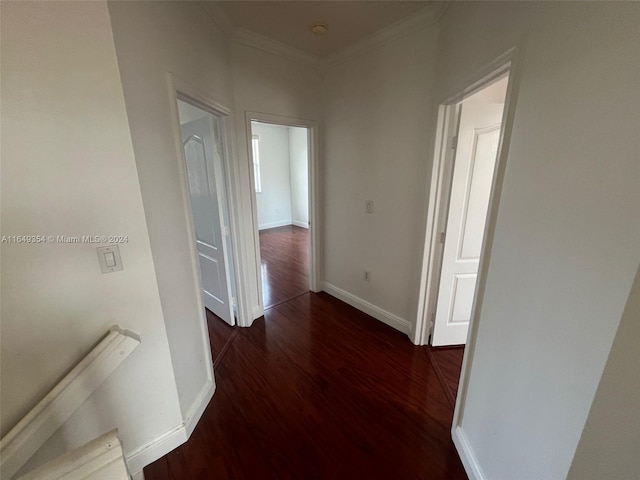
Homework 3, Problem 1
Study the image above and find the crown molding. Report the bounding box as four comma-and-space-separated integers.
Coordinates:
232, 28, 323, 69
199, 1, 322, 68
199, 1, 449, 70
325, 2, 450, 66
200, 1, 236, 37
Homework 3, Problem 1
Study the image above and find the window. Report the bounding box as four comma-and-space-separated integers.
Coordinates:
251, 135, 262, 193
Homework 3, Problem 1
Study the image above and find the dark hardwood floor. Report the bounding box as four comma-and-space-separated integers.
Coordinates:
206, 224, 309, 361
259, 225, 309, 309
145, 292, 468, 479
427, 346, 465, 409
205, 309, 237, 368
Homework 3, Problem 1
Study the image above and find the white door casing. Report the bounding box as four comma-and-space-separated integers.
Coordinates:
244, 111, 321, 319
432, 102, 504, 346
182, 116, 234, 326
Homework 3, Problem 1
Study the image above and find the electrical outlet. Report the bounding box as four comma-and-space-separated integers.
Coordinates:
364, 271, 371, 282
365, 200, 373, 214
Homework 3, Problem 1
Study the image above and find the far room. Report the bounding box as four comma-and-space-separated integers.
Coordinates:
250, 121, 311, 309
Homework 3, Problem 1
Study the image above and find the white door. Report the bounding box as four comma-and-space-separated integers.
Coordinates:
182, 116, 234, 326
431, 101, 504, 346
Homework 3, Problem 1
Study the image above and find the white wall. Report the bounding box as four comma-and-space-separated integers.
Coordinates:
253, 123, 309, 230
0, 0, 181, 470
437, 3, 640, 479
568, 265, 640, 480
289, 126, 309, 228
322, 24, 439, 326
105, 0, 234, 431
253, 123, 293, 230
231, 42, 322, 315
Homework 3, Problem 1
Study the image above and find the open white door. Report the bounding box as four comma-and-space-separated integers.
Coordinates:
182, 116, 234, 326
431, 99, 505, 346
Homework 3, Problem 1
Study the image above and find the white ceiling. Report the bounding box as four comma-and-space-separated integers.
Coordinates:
208, 1, 437, 58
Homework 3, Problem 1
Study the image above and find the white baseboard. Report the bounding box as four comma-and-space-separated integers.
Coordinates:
252, 304, 264, 320
184, 379, 215, 438
125, 424, 187, 475
258, 219, 292, 230
131, 470, 146, 480
291, 220, 309, 229
131, 470, 144, 480
452, 426, 486, 480
126, 379, 215, 474
322, 282, 411, 334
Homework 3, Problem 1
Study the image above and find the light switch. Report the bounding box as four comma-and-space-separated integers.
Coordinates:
97, 245, 123, 273
104, 252, 116, 268
366, 200, 374, 214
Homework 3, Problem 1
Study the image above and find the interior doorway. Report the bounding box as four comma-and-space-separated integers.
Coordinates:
415, 63, 514, 427
176, 99, 238, 359
415, 72, 511, 348
250, 120, 311, 309
432, 77, 509, 346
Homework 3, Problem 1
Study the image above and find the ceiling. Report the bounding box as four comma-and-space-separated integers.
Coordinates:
209, 1, 436, 58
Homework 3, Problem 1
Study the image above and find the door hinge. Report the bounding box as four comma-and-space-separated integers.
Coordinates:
232, 297, 237, 307
429, 312, 435, 331
439, 231, 446, 244
215, 143, 222, 155
450, 136, 458, 150
223, 226, 230, 236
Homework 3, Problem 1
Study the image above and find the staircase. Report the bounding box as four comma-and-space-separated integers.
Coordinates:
0, 326, 140, 479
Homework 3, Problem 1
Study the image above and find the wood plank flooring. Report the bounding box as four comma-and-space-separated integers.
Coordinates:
146, 226, 467, 479
427, 347, 465, 409
206, 309, 235, 363
206, 224, 310, 359
145, 292, 468, 479
259, 225, 309, 309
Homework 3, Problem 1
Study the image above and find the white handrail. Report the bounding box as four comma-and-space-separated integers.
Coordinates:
1, 326, 140, 479
16, 429, 129, 480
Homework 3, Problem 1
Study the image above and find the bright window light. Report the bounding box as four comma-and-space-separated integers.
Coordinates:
252, 135, 262, 193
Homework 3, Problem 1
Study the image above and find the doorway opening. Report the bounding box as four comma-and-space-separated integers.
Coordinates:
250, 120, 311, 310
432, 75, 509, 348
415, 65, 513, 408
176, 98, 238, 361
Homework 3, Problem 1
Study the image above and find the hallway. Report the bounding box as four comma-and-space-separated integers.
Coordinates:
145, 292, 468, 479
157, 224, 467, 478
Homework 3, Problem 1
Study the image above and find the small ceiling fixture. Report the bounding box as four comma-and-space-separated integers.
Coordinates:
311, 23, 328, 35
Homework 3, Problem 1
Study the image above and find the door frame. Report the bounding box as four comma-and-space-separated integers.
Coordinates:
412, 47, 523, 474
413, 50, 517, 347
166, 74, 251, 336
244, 111, 321, 314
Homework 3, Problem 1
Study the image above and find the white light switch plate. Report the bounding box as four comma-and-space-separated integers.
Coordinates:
97, 245, 123, 273
366, 200, 373, 214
